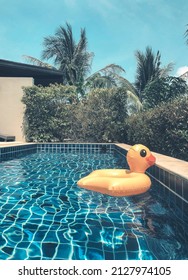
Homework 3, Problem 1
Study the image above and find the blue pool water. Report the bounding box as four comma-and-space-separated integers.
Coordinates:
0, 150, 188, 260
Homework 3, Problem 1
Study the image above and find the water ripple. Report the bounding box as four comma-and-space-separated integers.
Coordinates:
0, 151, 188, 260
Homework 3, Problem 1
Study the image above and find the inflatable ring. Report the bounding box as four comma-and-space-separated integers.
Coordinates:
77, 144, 156, 197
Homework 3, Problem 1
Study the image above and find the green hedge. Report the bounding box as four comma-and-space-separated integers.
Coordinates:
22, 85, 128, 143
71, 87, 128, 142
142, 76, 187, 109
22, 84, 78, 142
22, 83, 188, 161
126, 95, 188, 161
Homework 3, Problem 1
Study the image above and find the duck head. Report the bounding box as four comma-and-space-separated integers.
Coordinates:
127, 144, 156, 173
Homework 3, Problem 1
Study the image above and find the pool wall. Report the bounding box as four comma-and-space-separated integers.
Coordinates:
36, 143, 113, 153
0, 142, 187, 219
0, 144, 37, 160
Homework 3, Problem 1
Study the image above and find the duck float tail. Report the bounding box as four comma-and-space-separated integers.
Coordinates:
77, 144, 156, 197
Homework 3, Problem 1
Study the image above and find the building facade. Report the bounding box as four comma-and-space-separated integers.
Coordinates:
0, 59, 63, 142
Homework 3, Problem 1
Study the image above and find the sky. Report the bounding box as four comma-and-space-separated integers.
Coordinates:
0, 0, 188, 83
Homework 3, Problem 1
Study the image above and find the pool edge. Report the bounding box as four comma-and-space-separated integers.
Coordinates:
0, 142, 187, 208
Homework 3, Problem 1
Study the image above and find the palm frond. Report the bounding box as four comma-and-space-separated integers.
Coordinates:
41, 22, 92, 86
85, 73, 116, 89
97, 64, 126, 76
184, 24, 188, 45
22, 55, 56, 69
127, 90, 142, 111
159, 62, 174, 77
135, 46, 162, 95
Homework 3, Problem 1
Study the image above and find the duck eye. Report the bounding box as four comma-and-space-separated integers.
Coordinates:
140, 149, 147, 157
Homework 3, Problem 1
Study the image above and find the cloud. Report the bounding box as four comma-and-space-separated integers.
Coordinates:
176, 66, 188, 77
87, 0, 120, 22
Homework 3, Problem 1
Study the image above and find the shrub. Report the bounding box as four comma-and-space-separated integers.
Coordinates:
142, 76, 188, 109
71, 87, 128, 142
126, 95, 188, 160
22, 85, 128, 143
22, 84, 78, 142
22, 83, 187, 161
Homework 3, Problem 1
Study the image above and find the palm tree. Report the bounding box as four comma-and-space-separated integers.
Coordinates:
41, 23, 93, 87
135, 46, 174, 101
135, 47, 161, 98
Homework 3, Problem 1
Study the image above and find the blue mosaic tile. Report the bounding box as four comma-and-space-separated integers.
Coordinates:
0, 142, 188, 260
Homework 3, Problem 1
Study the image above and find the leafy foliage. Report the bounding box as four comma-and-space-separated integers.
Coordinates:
135, 46, 161, 95
22, 85, 128, 143
85, 64, 142, 114
142, 76, 188, 109
135, 46, 173, 99
71, 87, 128, 142
85, 64, 126, 89
22, 84, 78, 142
126, 95, 188, 160
22, 83, 188, 160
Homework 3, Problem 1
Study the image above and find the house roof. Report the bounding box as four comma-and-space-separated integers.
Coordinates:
179, 70, 188, 78
179, 70, 188, 84
0, 59, 63, 86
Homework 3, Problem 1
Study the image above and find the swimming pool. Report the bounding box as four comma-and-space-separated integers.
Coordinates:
0, 145, 188, 260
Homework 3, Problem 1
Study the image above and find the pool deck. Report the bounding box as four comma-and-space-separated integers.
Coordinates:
0, 141, 25, 146
0, 141, 188, 181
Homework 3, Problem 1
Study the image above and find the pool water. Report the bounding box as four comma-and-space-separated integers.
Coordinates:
0, 151, 188, 260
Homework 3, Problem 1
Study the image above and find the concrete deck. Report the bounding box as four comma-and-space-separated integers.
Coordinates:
0, 141, 25, 147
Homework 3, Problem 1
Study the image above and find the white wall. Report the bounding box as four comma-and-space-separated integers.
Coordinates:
0, 77, 33, 141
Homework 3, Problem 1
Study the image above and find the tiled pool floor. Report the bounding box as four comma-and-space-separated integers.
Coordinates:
0, 151, 188, 260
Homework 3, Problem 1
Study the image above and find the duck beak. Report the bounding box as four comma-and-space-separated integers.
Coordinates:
146, 154, 156, 166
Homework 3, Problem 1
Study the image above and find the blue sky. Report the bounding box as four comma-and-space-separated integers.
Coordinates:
0, 0, 188, 82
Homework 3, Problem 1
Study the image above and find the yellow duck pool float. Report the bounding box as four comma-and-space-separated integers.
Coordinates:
77, 144, 156, 197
